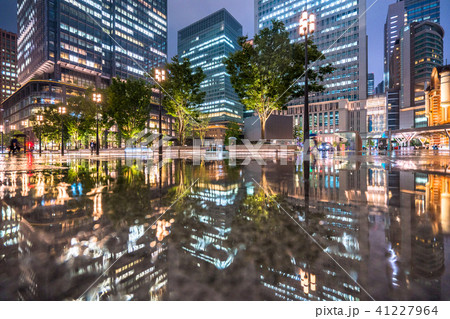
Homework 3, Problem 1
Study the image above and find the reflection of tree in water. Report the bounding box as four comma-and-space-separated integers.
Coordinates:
228, 187, 330, 299
235, 189, 325, 262
103, 162, 156, 226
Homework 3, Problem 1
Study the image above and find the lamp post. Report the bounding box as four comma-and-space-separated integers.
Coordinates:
0, 108, 3, 154
21, 120, 28, 153
93, 93, 102, 156
155, 69, 166, 159
58, 106, 66, 156
36, 115, 43, 155
0, 124, 3, 154
299, 10, 316, 182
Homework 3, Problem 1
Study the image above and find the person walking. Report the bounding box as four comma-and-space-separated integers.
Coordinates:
9, 138, 20, 155
90, 140, 95, 155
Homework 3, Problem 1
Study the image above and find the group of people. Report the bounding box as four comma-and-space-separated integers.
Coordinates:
6, 138, 98, 155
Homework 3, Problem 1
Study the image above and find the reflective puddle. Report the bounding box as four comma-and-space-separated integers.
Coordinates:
1, 154, 449, 300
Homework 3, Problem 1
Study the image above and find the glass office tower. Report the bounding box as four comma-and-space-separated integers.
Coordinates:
368, 73, 374, 96
405, 0, 440, 24
0, 29, 19, 102
178, 9, 244, 125
255, 0, 368, 102
17, 0, 167, 86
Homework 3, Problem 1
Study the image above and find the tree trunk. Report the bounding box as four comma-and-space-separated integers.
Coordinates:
261, 118, 266, 140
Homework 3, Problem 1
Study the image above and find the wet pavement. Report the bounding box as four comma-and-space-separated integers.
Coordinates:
0, 151, 449, 300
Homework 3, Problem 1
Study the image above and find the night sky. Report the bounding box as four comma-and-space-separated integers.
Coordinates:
1, 0, 449, 86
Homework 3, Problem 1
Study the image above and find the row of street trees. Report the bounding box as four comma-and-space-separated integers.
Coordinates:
30, 58, 208, 148
31, 21, 332, 147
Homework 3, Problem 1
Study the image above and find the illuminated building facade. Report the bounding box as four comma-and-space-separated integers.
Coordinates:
2, 80, 84, 136
178, 9, 244, 129
405, 0, 440, 24
400, 21, 444, 128
1, 80, 174, 146
383, 1, 404, 130
276, 99, 367, 138
424, 66, 450, 146
17, 0, 167, 87
366, 94, 387, 139
0, 29, 19, 103
255, 0, 368, 102
384, 1, 405, 91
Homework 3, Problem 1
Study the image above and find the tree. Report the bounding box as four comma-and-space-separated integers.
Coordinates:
65, 87, 105, 148
193, 116, 210, 146
224, 20, 333, 139
30, 104, 70, 149
224, 122, 242, 145
106, 77, 153, 140
160, 56, 206, 145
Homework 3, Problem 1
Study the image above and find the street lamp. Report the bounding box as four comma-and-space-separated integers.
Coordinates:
36, 115, 43, 155
93, 93, 102, 156
0, 124, 3, 154
58, 106, 66, 156
299, 10, 315, 182
155, 68, 166, 158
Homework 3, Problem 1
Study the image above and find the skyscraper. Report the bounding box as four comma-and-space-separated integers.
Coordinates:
401, 21, 444, 128
255, 0, 368, 102
17, 0, 167, 87
0, 29, 19, 102
178, 9, 244, 131
383, 0, 442, 129
404, 0, 440, 24
384, 1, 405, 91
375, 81, 385, 95
368, 73, 375, 96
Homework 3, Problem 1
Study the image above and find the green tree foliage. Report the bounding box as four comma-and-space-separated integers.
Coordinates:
106, 77, 153, 140
224, 20, 333, 139
30, 88, 112, 149
193, 116, 210, 146
65, 87, 109, 148
30, 104, 70, 147
224, 122, 242, 145
160, 56, 206, 145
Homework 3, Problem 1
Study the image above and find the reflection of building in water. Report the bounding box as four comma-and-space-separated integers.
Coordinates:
257, 162, 448, 301
0, 204, 22, 299
2, 160, 176, 300
255, 162, 370, 301
182, 165, 243, 269
384, 171, 448, 300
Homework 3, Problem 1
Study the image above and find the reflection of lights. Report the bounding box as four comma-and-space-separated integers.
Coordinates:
441, 193, 450, 234
87, 186, 105, 221
299, 268, 316, 294
128, 225, 145, 253
36, 173, 45, 197
21, 173, 29, 197
153, 219, 171, 242
56, 183, 71, 205
387, 244, 399, 287
396, 161, 417, 170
